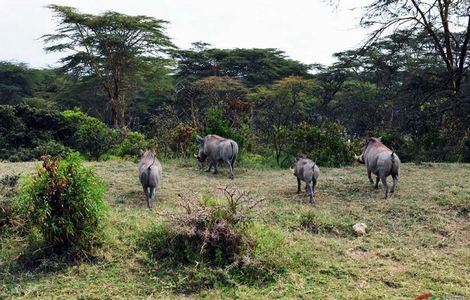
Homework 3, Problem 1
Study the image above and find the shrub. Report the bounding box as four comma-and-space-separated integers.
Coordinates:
204, 107, 245, 150
142, 187, 263, 267
288, 122, 354, 167
139, 187, 285, 291
18, 153, 107, 258
61, 109, 114, 160
169, 123, 198, 158
112, 129, 152, 158
0, 104, 66, 161
33, 140, 72, 158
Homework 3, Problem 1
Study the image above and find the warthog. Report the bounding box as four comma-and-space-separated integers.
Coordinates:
195, 134, 238, 179
138, 150, 162, 209
293, 156, 320, 204
355, 137, 400, 198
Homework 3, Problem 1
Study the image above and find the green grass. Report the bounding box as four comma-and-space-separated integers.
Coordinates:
1, 160, 469, 299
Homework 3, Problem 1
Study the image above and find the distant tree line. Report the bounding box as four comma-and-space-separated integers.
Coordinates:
1, 4, 469, 165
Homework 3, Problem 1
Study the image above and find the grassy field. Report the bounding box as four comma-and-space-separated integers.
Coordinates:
1, 160, 469, 299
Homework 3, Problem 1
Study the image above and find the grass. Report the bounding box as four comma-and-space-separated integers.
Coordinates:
0, 160, 469, 299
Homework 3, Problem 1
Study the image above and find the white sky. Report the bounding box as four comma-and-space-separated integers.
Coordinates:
0, 0, 369, 68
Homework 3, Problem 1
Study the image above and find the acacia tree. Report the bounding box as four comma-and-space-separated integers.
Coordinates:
359, 0, 470, 93
43, 5, 175, 127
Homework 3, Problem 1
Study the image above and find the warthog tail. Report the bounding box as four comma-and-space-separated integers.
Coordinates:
146, 155, 156, 187
230, 142, 236, 166
391, 152, 395, 166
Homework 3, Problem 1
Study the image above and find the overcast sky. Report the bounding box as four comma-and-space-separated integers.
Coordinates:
0, 0, 369, 68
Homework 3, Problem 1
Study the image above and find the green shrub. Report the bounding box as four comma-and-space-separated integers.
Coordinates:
288, 122, 354, 167
33, 140, 72, 158
204, 107, 245, 150
112, 130, 152, 158
61, 109, 114, 160
18, 153, 107, 258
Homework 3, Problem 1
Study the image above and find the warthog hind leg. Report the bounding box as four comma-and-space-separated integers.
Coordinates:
374, 176, 380, 189
147, 186, 156, 209
390, 174, 398, 194
297, 177, 301, 193
226, 160, 234, 179
206, 162, 213, 172
368, 170, 374, 185
381, 176, 389, 199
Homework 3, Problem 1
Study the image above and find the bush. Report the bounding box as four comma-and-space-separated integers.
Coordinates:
204, 107, 245, 150
61, 109, 115, 160
142, 187, 263, 267
111, 130, 152, 158
0, 104, 66, 161
33, 140, 72, 158
288, 122, 354, 167
18, 153, 107, 258
139, 187, 285, 291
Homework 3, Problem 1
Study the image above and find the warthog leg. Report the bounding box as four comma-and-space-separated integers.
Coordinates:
297, 177, 301, 193
381, 176, 389, 199
390, 174, 398, 194
147, 186, 156, 209
213, 160, 218, 174
143, 186, 149, 203
206, 161, 213, 172
226, 160, 234, 179
374, 176, 380, 189
368, 170, 374, 185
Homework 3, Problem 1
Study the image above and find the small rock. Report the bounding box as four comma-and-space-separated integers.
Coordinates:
353, 223, 367, 236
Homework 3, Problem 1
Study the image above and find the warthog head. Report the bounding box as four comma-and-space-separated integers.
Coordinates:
354, 154, 365, 164
354, 137, 382, 164
195, 135, 208, 163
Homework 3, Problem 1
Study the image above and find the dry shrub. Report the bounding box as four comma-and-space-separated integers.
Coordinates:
148, 187, 265, 267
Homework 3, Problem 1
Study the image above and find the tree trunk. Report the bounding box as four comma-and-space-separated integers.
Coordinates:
110, 97, 119, 127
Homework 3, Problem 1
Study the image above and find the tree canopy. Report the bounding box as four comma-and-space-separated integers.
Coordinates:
43, 5, 175, 127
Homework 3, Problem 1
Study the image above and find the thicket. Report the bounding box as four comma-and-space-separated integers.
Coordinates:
0, 105, 152, 161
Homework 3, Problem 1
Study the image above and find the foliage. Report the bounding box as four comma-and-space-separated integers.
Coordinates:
204, 107, 245, 149
0, 104, 67, 161
17, 154, 107, 258
0, 62, 33, 105
174, 45, 312, 86
61, 109, 115, 160
44, 5, 175, 127
288, 122, 354, 167
111, 130, 152, 158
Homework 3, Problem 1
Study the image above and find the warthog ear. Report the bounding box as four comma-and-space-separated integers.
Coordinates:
377, 137, 382, 142
196, 135, 204, 144
139, 149, 144, 157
